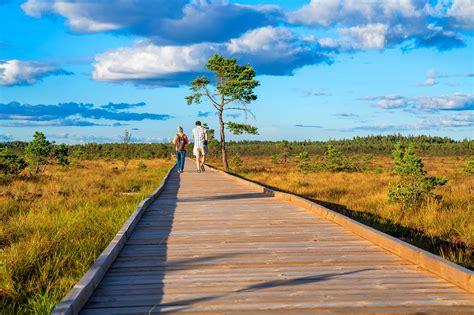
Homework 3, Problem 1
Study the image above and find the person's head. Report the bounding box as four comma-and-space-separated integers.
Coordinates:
195, 121, 201, 126
177, 126, 183, 135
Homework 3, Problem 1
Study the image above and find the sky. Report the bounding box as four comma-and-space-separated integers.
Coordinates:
0, 0, 473, 144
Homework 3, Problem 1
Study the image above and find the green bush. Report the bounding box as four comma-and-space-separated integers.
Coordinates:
25, 132, 53, 175
316, 145, 365, 172
137, 161, 148, 171
0, 148, 27, 176
295, 151, 312, 175
54, 144, 70, 167
464, 161, 474, 175
230, 154, 243, 171
388, 142, 448, 209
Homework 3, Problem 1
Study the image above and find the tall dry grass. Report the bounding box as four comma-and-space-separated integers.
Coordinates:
213, 155, 473, 269
0, 159, 172, 314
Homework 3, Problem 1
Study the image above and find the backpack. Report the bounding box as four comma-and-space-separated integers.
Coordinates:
176, 135, 186, 151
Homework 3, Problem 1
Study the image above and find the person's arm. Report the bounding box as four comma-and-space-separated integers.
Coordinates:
184, 135, 189, 144
172, 135, 177, 144
204, 129, 208, 141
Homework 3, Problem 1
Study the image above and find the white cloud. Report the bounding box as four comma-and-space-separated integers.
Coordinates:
416, 93, 474, 111
339, 23, 389, 50
93, 41, 215, 83
417, 69, 438, 86
0, 59, 71, 86
93, 26, 329, 85
422, 113, 473, 128
362, 93, 474, 111
288, 0, 423, 27
416, 78, 437, 86
228, 26, 294, 54
446, 0, 474, 30
21, 0, 282, 44
289, 0, 467, 51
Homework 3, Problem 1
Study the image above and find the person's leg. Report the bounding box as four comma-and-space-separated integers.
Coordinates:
178, 151, 185, 171
176, 151, 181, 173
180, 151, 186, 171
195, 150, 201, 172
201, 154, 206, 171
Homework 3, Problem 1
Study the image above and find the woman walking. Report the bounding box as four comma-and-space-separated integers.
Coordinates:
173, 126, 189, 173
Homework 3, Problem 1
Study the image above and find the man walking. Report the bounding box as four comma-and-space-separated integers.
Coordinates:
192, 121, 208, 173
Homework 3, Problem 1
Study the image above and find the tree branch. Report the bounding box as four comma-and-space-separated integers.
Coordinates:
204, 86, 221, 110
222, 97, 238, 106
223, 107, 256, 120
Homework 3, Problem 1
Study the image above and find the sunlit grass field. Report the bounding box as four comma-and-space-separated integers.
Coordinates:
210, 155, 473, 270
0, 159, 172, 314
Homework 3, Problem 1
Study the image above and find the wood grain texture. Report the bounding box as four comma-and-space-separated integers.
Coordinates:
76, 158, 474, 314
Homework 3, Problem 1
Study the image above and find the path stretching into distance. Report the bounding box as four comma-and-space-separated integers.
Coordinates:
81, 159, 474, 314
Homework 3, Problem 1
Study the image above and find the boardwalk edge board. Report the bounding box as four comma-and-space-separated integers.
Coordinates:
206, 163, 474, 294
51, 164, 177, 315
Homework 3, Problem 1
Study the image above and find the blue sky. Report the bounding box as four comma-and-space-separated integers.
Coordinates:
0, 0, 473, 143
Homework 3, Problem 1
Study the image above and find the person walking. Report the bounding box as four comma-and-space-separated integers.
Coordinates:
172, 126, 189, 173
192, 121, 208, 173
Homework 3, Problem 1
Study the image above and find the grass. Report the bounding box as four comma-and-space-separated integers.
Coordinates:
0, 159, 173, 314
212, 154, 473, 270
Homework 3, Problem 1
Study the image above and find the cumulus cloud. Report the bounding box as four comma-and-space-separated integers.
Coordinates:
291, 0, 468, 51
417, 68, 473, 86
361, 94, 408, 109
417, 70, 438, 87
289, 0, 423, 26
0, 60, 72, 86
21, 0, 283, 44
93, 26, 331, 86
0, 102, 173, 127
416, 93, 474, 111
337, 23, 389, 50
343, 113, 473, 133
362, 93, 474, 111
428, 0, 474, 30
93, 41, 215, 86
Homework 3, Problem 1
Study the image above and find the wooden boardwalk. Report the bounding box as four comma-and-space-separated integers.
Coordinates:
81, 160, 474, 314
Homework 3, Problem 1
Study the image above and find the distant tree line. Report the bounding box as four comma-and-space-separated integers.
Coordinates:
221, 135, 473, 157
1, 134, 472, 169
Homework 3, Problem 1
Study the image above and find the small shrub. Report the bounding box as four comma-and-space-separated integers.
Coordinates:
296, 151, 312, 175
137, 161, 148, 171
25, 132, 53, 174
318, 145, 365, 172
388, 142, 448, 210
230, 154, 243, 171
0, 148, 27, 176
271, 153, 279, 165
463, 161, 474, 175
54, 144, 70, 167
277, 141, 292, 163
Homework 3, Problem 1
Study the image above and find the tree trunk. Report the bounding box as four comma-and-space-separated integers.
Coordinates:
217, 110, 229, 170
